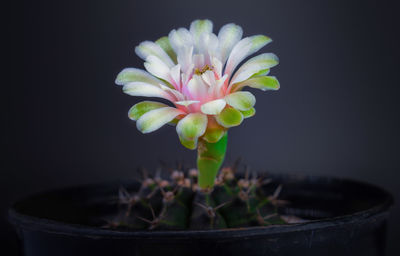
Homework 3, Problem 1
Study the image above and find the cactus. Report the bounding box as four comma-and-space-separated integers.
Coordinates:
112, 19, 283, 229
115, 19, 280, 190
104, 164, 287, 230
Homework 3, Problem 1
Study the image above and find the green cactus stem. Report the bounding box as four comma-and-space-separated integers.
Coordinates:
197, 133, 228, 189
107, 165, 292, 230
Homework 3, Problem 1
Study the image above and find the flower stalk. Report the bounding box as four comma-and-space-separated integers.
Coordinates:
197, 133, 228, 189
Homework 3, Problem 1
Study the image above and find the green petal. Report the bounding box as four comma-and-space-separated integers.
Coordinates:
215, 108, 244, 128
168, 118, 180, 126
115, 68, 162, 86
203, 126, 226, 143
200, 99, 226, 115
250, 68, 270, 78
178, 135, 197, 150
202, 117, 226, 143
232, 76, 280, 92
176, 113, 208, 149
250, 35, 272, 52
128, 101, 168, 121
136, 107, 184, 134
241, 107, 256, 118
225, 91, 256, 111
155, 36, 177, 63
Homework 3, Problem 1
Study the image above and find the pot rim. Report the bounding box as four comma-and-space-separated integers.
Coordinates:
9, 173, 394, 239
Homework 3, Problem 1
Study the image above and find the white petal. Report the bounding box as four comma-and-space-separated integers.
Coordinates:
201, 70, 216, 87
214, 74, 228, 98
115, 68, 164, 87
169, 28, 193, 53
190, 19, 213, 42
217, 23, 243, 65
193, 54, 205, 69
187, 76, 209, 100
224, 35, 272, 78
177, 46, 194, 79
144, 55, 172, 83
170, 64, 181, 89
155, 36, 177, 63
123, 82, 175, 102
137, 107, 184, 133
175, 100, 200, 107
181, 70, 193, 87
196, 33, 219, 61
230, 53, 279, 85
135, 41, 175, 68
211, 57, 223, 78
159, 84, 185, 101
200, 99, 226, 115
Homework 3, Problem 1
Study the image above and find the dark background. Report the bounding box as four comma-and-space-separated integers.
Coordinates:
3, 0, 399, 254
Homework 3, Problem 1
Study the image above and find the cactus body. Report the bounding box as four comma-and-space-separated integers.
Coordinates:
107, 166, 287, 230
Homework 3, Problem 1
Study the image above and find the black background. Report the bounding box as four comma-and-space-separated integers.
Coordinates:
3, 0, 400, 255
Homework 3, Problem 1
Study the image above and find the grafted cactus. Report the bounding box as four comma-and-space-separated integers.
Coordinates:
116, 19, 279, 189
105, 165, 287, 230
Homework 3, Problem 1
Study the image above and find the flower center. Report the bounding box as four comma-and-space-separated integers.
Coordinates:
194, 64, 213, 75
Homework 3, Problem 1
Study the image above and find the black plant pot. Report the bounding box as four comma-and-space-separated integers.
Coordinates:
9, 174, 393, 256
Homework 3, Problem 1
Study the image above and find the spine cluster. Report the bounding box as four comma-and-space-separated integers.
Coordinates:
104, 163, 288, 230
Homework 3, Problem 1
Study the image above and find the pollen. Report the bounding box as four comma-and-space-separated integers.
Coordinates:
194, 64, 213, 75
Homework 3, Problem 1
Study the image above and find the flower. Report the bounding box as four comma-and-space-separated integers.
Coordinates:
116, 19, 279, 150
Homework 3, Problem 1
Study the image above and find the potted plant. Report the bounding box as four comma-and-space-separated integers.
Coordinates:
9, 19, 393, 256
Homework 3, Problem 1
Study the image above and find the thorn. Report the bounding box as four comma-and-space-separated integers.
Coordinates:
280, 215, 306, 224
214, 200, 232, 210
126, 203, 133, 217
268, 185, 289, 206
149, 204, 156, 219
195, 202, 209, 211
195, 200, 231, 218
154, 168, 162, 183
263, 213, 278, 220
262, 178, 273, 185
159, 186, 166, 196
102, 221, 119, 229
136, 204, 166, 230
145, 186, 159, 199
135, 215, 153, 224
273, 184, 283, 199
244, 166, 250, 180
256, 209, 278, 225
118, 186, 130, 204
195, 202, 215, 218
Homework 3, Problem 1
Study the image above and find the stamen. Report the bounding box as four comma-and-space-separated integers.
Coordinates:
194, 64, 213, 75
